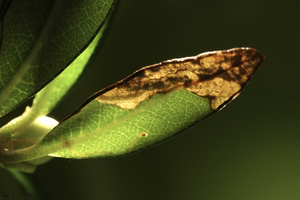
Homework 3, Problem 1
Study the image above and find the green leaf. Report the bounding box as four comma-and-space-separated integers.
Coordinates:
32, 27, 104, 118
0, 30, 102, 141
0, 8, 112, 146
0, 0, 115, 117
0, 26, 105, 169
0, 48, 264, 163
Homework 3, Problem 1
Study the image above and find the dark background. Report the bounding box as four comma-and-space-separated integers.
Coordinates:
1, 0, 300, 199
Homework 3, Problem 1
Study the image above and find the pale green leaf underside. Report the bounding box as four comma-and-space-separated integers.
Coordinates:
50, 89, 212, 158
0, 89, 213, 162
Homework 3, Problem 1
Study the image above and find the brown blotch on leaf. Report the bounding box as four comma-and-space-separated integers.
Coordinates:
95, 48, 264, 110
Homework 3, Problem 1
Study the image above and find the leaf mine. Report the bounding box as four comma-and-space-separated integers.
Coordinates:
96, 47, 264, 110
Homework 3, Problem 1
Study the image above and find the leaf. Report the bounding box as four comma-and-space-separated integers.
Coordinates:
0, 0, 115, 117
0, 27, 107, 173
0, 30, 103, 141
0, 6, 114, 146
0, 48, 264, 163
32, 31, 103, 117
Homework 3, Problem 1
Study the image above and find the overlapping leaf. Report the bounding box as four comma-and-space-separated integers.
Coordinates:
0, 0, 115, 117
0, 14, 109, 173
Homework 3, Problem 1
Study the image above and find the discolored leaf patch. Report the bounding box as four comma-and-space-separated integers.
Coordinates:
96, 47, 264, 110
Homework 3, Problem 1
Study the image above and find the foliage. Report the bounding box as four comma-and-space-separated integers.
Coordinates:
0, 0, 263, 176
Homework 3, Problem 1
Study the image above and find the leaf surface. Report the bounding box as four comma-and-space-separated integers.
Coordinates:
32, 28, 104, 118
0, 0, 115, 117
0, 48, 264, 162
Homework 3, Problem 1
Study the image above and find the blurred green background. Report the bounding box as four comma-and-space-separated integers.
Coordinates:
1, 0, 300, 199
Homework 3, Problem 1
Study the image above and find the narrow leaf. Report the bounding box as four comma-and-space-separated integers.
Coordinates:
0, 32, 103, 142
0, 0, 115, 117
32, 32, 103, 117
0, 6, 115, 144
0, 48, 264, 162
